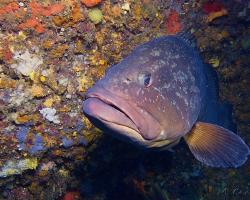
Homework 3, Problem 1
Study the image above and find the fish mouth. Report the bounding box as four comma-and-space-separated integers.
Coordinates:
84, 95, 139, 133
83, 86, 161, 141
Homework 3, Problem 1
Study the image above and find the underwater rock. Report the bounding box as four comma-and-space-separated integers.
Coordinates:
10, 50, 43, 76
39, 107, 60, 124
19, 18, 46, 34
165, 10, 181, 34
0, 158, 38, 178
203, 1, 225, 14
0, 75, 17, 89
88, 8, 103, 24
0, 2, 19, 16
206, 9, 228, 22
30, 84, 47, 98
29, 0, 65, 17
7, 187, 32, 200
62, 137, 74, 148
209, 58, 220, 68
62, 191, 80, 200
16, 125, 30, 150
29, 134, 46, 155
38, 161, 56, 176
121, 2, 130, 11
81, 0, 102, 8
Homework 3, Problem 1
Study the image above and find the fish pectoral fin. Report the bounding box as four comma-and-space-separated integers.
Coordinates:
184, 122, 249, 168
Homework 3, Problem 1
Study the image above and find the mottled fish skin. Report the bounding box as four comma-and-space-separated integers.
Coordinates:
83, 36, 207, 148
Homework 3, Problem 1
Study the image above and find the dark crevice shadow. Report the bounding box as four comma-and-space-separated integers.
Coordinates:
73, 133, 174, 200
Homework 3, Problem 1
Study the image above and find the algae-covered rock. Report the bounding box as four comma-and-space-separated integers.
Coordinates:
10, 50, 43, 76
0, 158, 38, 178
88, 8, 103, 24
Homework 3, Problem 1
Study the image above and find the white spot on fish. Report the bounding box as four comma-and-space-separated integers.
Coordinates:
183, 86, 188, 94
151, 63, 160, 71
153, 87, 161, 93
160, 94, 165, 100
171, 63, 177, 68
150, 50, 160, 57
184, 98, 189, 106
174, 54, 180, 59
136, 88, 142, 96
175, 92, 181, 97
139, 56, 150, 64
190, 85, 199, 94
162, 83, 171, 89
174, 71, 188, 84
190, 96, 198, 109
158, 60, 166, 66
187, 68, 195, 83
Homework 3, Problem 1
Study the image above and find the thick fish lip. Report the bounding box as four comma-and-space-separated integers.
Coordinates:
83, 89, 140, 134
84, 95, 139, 133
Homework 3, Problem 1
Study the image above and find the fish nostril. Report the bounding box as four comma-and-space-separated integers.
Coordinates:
124, 77, 131, 84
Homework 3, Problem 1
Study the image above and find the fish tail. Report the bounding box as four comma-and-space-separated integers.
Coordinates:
184, 122, 249, 168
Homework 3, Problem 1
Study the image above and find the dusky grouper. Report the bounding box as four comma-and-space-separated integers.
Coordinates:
83, 35, 249, 168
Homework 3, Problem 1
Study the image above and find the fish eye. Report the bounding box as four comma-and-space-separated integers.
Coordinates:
138, 71, 152, 87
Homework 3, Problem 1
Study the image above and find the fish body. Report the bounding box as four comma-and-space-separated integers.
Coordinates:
83, 36, 249, 168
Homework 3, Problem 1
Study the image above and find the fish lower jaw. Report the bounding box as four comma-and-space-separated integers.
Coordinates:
96, 114, 140, 134
99, 120, 148, 145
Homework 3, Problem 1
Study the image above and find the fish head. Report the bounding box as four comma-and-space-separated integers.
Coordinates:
83, 38, 194, 147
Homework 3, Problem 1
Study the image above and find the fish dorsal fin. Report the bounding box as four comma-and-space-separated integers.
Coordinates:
184, 122, 249, 168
